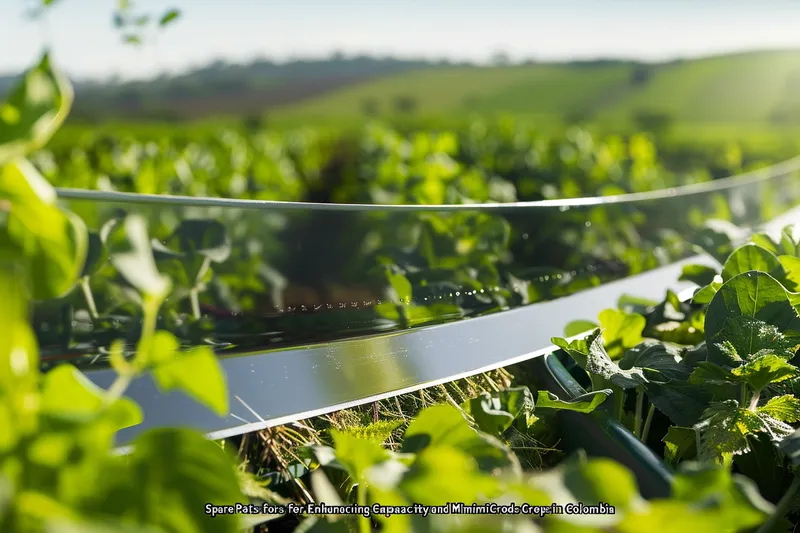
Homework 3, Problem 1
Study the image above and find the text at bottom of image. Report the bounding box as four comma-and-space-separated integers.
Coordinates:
205, 502, 616, 518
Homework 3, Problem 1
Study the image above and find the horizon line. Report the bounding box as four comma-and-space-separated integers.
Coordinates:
3, 45, 800, 85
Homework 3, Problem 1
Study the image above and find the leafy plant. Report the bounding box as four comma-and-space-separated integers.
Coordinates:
555, 223, 800, 529
0, 50, 249, 533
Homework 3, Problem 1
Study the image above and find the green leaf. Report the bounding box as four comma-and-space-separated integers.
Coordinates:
159, 8, 181, 26
0, 53, 72, 163
781, 224, 798, 255
678, 263, 718, 287
730, 354, 799, 392
720, 243, 782, 282
0, 159, 88, 300
535, 390, 611, 413
386, 269, 412, 303
461, 386, 535, 437
401, 404, 517, 473
532, 455, 645, 512
778, 255, 800, 291
664, 462, 774, 532
40, 364, 141, 430
694, 401, 793, 461
151, 343, 228, 417
564, 320, 598, 338
0, 266, 40, 449
644, 381, 712, 427
617, 293, 659, 313
692, 275, 723, 305
662, 426, 697, 467
399, 446, 502, 507
704, 271, 800, 364
758, 395, 800, 423
110, 215, 171, 300
598, 308, 645, 359
749, 232, 779, 254
553, 330, 648, 390
619, 340, 691, 381
80, 218, 118, 279
99, 428, 243, 533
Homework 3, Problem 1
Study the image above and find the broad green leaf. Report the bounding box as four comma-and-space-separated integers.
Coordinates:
40, 364, 141, 430
704, 271, 800, 364
730, 354, 799, 392
99, 428, 243, 533
694, 401, 758, 459
667, 462, 773, 532
386, 269, 412, 303
535, 390, 611, 413
1, 159, 87, 300
694, 401, 793, 461
598, 308, 645, 359
529, 455, 645, 524
0, 53, 72, 163
619, 340, 691, 381
618, 501, 742, 533
644, 381, 712, 427
137, 330, 179, 369
80, 229, 110, 278
678, 264, 718, 287
617, 294, 659, 313
749, 232, 779, 254
110, 215, 171, 300
0, 266, 40, 447
778, 255, 800, 291
151, 344, 228, 416
758, 395, 800, 423
691, 275, 722, 305
662, 426, 697, 466
553, 330, 647, 390
461, 386, 535, 437
781, 224, 798, 255
401, 404, 516, 473
564, 320, 598, 338
399, 446, 501, 507
152, 219, 231, 284
720, 243, 782, 282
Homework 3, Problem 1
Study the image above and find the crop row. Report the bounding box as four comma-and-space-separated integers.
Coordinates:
4, 49, 800, 533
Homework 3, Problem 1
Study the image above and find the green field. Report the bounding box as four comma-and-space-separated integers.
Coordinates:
269, 50, 800, 132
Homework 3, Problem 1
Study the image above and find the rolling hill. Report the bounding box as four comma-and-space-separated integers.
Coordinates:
269, 50, 800, 129
8, 49, 800, 134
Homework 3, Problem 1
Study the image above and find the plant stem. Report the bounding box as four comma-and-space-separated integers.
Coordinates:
614, 388, 625, 424
190, 287, 201, 320
105, 372, 132, 405
80, 276, 99, 319
641, 404, 656, 443
748, 388, 762, 412
755, 473, 800, 533
357, 482, 370, 533
634, 387, 644, 438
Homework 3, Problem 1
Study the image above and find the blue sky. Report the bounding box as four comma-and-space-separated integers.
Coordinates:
3, 0, 800, 80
